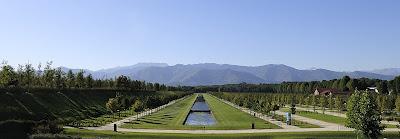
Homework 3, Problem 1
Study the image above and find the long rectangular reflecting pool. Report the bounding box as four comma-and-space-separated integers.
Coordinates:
184, 94, 216, 126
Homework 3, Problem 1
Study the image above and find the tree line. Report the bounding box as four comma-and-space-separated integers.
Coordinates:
212, 91, 399, 138
197, 76, 400, 95
105, 92, 187, 114
212, 91, 400, 120
0, 61, 182, 91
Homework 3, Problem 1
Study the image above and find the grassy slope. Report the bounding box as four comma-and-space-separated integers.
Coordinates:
0, 88, 184, 124
0, 89, 114, 121
121, 94, 197, 129
65, 128, 400, 139
203, 94, 280, 129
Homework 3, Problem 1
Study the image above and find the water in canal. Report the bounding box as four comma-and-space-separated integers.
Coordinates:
184, 95, 216, 126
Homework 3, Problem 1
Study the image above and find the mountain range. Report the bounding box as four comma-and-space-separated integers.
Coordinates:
60, 63, 398, 86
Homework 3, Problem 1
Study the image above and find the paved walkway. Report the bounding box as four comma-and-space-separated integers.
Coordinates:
275, 110, 350, 131
295, 106, 399, 126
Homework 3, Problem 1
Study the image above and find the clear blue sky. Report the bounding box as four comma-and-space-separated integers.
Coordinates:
0, 0, 399, 71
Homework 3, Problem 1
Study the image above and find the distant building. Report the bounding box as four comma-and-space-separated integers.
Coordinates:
366, 87, 379, 93
314, 88, 345, 96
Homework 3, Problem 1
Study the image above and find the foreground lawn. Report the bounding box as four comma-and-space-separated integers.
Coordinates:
204, 94, 280, 129
65, 128, 400, 139
295, 111, 347, 125
121, 94, 197, 129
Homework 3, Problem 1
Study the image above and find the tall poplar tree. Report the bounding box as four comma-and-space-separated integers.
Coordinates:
346, 91, 384, 138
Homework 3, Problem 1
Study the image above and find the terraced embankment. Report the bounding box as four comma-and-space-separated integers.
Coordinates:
0, 88, 187, 123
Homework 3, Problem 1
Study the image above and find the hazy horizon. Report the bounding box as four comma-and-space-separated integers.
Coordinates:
1, 0, 399, 71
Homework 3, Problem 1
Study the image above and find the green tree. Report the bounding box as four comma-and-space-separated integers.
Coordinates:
331, 79, 340, 89
75, 70, 85, 88
346, 91, 384, 138
328, 94, 334, 110
346, 79, 358, 91
116, 75, 130, 89
396, 96, 400, 113
319, 96, 328, 114
377, 81, 389, 94
66, 70, 75, 88
393, 76, 400, 94
42, 62, 55, 88
272, 104, 280, 118
290, 104, 296, 114
23, 63, 35, 89
85, 74, 94, 88
311, 95, 318, 112
0, 62, 17, 87
339, 76, 351, 91
106, 98, 120, 113
54, 68, 65, 89
377, 95, 387, 113
335, 96, 344, 112
132, 99, 145, 112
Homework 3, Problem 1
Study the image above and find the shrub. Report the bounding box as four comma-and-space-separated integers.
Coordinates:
29, 134, 81, 139
0, 120, 36, 139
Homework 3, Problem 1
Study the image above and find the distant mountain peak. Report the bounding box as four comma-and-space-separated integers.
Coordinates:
133, 63, 169, 67
60, 63, 396, 86
368, 68, 400, 76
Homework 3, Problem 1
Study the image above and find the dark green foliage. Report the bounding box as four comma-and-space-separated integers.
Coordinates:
29, 134, 81, 139
0, 120, 64, 139
339, 76, 351, 91
196, 77, 397, 95
0, 88, 189, 123
346, 91, 384, 138
377, 80, 389, 94
290, 104, 296, 114
396, 96, 400, 113
0, 62, 179, 92
0, 120, 36, 139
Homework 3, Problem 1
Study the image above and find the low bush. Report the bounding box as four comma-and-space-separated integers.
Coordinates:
29, 134, 81, 139
0, 120, 64, 139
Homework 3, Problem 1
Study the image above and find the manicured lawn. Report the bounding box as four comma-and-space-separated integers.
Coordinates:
121, 94, 280, 130
71, 109, 137, 127
64, 128, 400, 139
272, 114, 320, 128
121, 94, 197, 129
291, 110, 398, 128
204, 94, 280, 129
385, 124, 398, 128
295, 111, 347, 125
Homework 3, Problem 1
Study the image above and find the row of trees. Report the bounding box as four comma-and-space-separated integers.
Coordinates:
0, 62, 180, 91
197, 76, 400, 95
105, 92, 188, 114
212, 92, 348, 114
212, 91, 400, 117
213, 91, 399, 138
